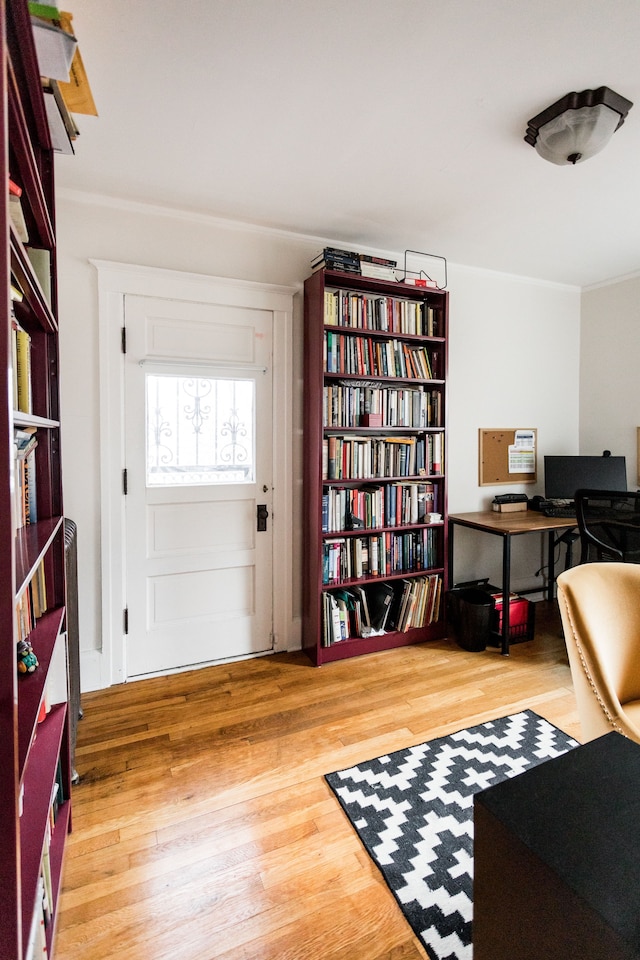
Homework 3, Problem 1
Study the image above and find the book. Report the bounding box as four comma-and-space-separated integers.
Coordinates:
312, 246, 361, 274
359, 254, 398, 267
365, 581, 395, 631
9, 193, 29, 242
350, 585, 371, 631
313, 259, 361, 275
27, 248, 52, 304
15, 325, 32, 413
42, 81, 78, 154
312, 246, 360, 265
56, 10, 98, 116
31, 14, 77, 81
25, 448, 38, 524
359, 262, 397, 281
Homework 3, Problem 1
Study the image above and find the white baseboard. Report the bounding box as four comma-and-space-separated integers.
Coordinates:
79, 649, 106, 692
81, 614, 303, 691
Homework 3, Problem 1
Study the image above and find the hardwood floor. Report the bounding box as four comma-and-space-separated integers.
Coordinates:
56, 602, 580, 960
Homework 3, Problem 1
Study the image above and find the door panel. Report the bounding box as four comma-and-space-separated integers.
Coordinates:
123, 295, 274, 678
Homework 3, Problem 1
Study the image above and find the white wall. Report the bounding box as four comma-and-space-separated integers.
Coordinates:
56, 193, 581, 690
446, 264, 580, 589
580, 275, 640, 485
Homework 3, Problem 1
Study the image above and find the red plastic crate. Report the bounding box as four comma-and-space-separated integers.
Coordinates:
489, 592, 535, 644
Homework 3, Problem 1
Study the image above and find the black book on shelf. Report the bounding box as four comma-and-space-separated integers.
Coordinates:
387, 579, 412, 631
311, 247, 361, 271
365, 581, 395, 631
313, 258, 361, 274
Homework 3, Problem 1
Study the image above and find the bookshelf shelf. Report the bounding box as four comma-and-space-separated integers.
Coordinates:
10, 231, 56, 332
303, 265, 449, 665
15, 516, 64, 593
18, 607, 67, 772
1, 3, 71, 959
13, 412, 60, 430
19, 703, 68, 953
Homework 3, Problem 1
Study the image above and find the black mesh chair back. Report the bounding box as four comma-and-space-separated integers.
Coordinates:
575, 488, 640, 564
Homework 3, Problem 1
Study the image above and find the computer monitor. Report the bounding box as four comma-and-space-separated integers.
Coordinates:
544, 455, 627, 500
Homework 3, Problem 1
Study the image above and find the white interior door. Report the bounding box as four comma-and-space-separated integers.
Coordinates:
123, 294, 274, 678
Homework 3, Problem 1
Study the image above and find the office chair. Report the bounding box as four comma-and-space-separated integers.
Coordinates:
557, 562, 640, 744
574, 488, 640, 564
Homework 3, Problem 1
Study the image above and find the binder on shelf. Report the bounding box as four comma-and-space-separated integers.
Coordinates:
42, 81, 78, 154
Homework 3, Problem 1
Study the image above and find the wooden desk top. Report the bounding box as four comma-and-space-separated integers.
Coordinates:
448, 509, 577, 536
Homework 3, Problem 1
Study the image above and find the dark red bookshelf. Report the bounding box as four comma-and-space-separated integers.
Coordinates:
0, 3, 71, 958
303, 267, 449, 665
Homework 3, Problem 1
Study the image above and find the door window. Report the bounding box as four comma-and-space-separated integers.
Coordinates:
145, 373, 255, 486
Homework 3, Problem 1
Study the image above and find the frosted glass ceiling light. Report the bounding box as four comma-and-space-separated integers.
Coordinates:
524, 87, 633, 165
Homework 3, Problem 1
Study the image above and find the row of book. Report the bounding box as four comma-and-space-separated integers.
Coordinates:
324, 383, 442, 429
9, 180, 54, 302
325, 331, 438, 380
312, 247, 398, 281
323, 434, 444, 480
16, 559, 48, 646
24, 763, 66, 960
322, 481, 436, 533
322, 573, 443, 644
15, 427, 38, 529
324, 288, 440, 336
323, 527, 440, 584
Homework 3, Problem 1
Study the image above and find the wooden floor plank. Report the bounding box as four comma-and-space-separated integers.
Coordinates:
57, 603, 580, 959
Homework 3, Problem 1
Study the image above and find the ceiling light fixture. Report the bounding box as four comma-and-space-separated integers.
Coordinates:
524, 86, 633, 165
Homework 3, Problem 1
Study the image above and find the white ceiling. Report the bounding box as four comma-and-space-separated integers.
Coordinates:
55, 0, 640, 287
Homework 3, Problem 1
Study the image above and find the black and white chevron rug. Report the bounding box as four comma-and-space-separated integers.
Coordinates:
325, 709, 578, 960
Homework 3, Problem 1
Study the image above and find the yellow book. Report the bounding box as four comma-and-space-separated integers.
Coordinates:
15, 327, 32, 413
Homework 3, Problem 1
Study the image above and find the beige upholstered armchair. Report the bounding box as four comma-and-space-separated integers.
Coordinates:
557, 562, 640, 744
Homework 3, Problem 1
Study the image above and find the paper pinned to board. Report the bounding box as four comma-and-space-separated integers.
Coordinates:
508, 429, 536, 474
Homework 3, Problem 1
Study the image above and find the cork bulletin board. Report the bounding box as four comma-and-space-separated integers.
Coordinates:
479, 428, 537, 486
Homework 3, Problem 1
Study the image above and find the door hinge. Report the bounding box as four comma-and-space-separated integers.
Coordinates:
123, 468, 128, 495
123, 607, 129, 635
121, 326, 127, 353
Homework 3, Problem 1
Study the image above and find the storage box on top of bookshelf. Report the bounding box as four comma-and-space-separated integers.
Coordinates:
0, 3, 72, 960
303, 267, 449, 666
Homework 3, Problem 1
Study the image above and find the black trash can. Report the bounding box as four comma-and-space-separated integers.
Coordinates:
447, 587, 494, 652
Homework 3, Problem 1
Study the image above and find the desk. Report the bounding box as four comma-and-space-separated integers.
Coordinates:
448, 510, 576, 655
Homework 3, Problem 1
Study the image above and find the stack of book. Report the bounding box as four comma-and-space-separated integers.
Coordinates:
312, 247, 361, 274
358, 254, 397, 281
312, 247, 399, 281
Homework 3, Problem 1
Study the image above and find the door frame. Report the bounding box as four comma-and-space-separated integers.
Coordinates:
93, 260, 297, 686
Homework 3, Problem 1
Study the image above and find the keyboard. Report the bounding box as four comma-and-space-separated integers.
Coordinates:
543, 505, 577, 519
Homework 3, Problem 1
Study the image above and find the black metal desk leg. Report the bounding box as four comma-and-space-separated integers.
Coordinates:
547, 530, 556, 601
501, 535, 511, 656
